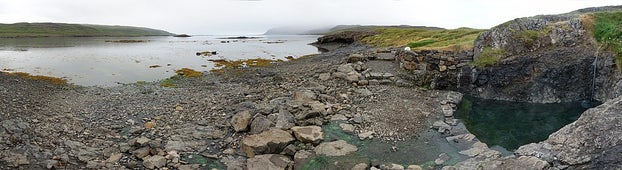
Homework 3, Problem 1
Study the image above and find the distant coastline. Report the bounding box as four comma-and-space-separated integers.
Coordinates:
0, 22, 174, 38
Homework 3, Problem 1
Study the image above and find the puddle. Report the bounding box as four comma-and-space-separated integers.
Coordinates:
455, 95, 600, 150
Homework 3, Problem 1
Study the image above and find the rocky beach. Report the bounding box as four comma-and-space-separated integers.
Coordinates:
2, 5, 622, 170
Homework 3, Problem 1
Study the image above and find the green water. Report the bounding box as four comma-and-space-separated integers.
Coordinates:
302, 122, 468, 169
455, 96, 598, 150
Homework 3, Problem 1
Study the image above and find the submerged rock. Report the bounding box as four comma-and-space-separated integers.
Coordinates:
314, 140, 357, 156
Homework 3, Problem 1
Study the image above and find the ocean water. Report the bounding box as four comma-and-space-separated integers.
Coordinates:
0, 35, 320, 86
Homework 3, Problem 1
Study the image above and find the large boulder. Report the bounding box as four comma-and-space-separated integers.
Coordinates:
313, 140, 357, 156
291, 126, 323, 143
241, 128, 295, 157
544, 95, 622, 168
246, 154, 293, 170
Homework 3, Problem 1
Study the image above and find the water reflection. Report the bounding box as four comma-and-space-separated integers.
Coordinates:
0, 35, 320, 86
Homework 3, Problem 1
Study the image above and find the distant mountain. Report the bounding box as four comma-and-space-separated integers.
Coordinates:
264, 25, 445, 35
264, 26, 333, 35
0, 22, 174, 38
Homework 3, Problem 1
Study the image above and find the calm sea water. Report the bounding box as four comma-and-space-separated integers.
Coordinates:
0, 35, 320, 86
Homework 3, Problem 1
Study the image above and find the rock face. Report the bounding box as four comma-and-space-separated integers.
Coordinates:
246, 154, 293, 170
314, 140, 357, 156
543, 95, 622, 168
291, 126, 323, 143
466, 6, 622, 103
241, 128, 295, 157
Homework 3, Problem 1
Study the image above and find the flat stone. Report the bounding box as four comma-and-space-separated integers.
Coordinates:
135, 137, 151, 146
3, 153, 29, 167
275, 109, 295, 130
293, 90, 317, 102
337, 64, 355, 73
241, 128, 294, 157
339, 123, 355, 133
352, 163, 369, 170
441, 105, 454, 117
406, 165, 422, 170
314, 140, 357, 156
106, 153, 123, 163
330, 114, 348, 121
433, 120, 451, 133
143, 155, 166, 169
380, 163, 404, 170
291, 126, 324, 143
358, 131, 375, 140
435, 153, 450, 165
250, 115, 274, 134
318, 73, 331, 81
164, 141, 186, 152
247, 154, 293, 170
230, 110, 252, 132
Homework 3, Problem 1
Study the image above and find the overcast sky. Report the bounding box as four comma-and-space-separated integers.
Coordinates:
0, 0, 619, 35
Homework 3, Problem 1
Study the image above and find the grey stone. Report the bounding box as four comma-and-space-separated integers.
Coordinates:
143, 155, 166, 169
275, 109, 295, 130
250, 115, 274, 134
293, 90, 316, 102
337, 64, 355, 73
358, 131, 374, 140
352, 163, 369, 170
318, 73, 331, 81
339, 123, 355, 133
2, 152, 29, 167
433, 120, 451, 133
241, 128, 294, 157
314, 140, 357, 156
164, 141, 186, 152
435, 153, 450, 165
406, 165, 422, 170
291, 126, 323, 143
231, 110, 252, 132
247, 154, 293, 170
380, 163, 404, 170
331, 114, 348, 121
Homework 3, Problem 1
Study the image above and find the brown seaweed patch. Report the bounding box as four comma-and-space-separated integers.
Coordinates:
175, 68, 203, 78
3, 72, 68, 85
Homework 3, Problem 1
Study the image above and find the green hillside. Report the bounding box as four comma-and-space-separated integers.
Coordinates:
0, 22, 173, 37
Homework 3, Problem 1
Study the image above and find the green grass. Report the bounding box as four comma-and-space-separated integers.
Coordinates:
0, 22, 173, 38
473, 47, 506, 68
361, 27, 485, 51
592, 11, 622, 70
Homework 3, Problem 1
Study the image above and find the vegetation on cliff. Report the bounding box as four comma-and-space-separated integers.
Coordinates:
0, 23, 173, 38
591, 11, 622, 69
361, 27, 485, 51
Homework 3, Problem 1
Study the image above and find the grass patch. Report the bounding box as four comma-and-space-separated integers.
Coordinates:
591, 11, 622, 70
2, 72, 68, 85
361, 27, 485, 51
175, 68, 202, 78
472, 47, 506, 68
160, 78, 176, 87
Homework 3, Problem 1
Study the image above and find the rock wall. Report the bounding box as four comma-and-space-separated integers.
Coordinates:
468, 6, 622, 103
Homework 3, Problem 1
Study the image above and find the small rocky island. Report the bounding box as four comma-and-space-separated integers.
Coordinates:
1, 5, 621, 170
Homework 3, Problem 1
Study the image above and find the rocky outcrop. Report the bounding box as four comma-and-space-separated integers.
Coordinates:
466, 6, 622, 103
311, 31, 376, 51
